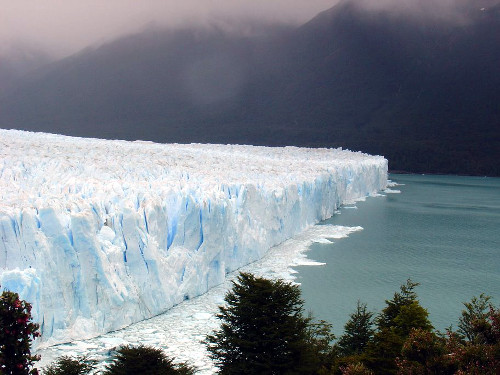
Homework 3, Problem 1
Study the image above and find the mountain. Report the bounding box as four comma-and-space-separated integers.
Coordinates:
0, 0, 499, 175
0, 44, 52, 94
0, 26, 285, 141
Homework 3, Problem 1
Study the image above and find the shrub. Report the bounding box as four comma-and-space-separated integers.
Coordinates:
0, 288, 40, 375
44, 356, 96, 375
340, 362, 373, 375
102, 345, 195, 375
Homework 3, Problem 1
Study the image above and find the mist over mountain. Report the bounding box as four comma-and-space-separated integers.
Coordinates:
1, 0, 499, 175
0, 44, 53, 94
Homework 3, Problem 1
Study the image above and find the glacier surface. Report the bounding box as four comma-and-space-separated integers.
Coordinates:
0, 129, 387, 346
36, 224, 364, 373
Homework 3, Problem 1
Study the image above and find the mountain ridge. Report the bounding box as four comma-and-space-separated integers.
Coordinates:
1, 1, 499, 175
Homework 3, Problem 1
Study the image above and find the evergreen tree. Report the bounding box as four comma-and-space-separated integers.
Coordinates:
374, 279, 432, 336
337, 301, 374, 356
375, 279, 423, 330
392, 301, 433, 337
44, 356, 96, 375
0, 288, 40, 375
367, 279, 432, 374
102, 345, 195, 375
205, 272, 334, 374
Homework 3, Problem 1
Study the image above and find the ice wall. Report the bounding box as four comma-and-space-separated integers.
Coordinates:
0, 129, 387, 346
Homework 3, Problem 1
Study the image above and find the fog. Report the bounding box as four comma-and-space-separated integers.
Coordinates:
1, 0, 498, 58
0, 0, 338, 58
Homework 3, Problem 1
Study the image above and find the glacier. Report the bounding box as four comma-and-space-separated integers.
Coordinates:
36, 224, 365, 373
0, 129, 387, 346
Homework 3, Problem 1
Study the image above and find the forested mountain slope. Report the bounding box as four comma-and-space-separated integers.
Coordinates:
1, 0, 498, 175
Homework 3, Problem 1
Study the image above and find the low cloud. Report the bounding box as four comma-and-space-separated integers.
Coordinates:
0, 0, 337, 58
2, 0, 498, 59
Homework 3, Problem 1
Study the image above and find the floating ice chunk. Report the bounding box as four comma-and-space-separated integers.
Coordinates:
293, 259, 326, 266
387, 179, 405, 187
312, 238, 334, 244
384, 188, 402, 194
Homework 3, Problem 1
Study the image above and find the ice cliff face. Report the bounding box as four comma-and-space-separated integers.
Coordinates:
0, 129, 387, 346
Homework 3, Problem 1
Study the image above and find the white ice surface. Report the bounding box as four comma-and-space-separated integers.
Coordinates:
36, 224, 363, 374
0, 129, 387, 346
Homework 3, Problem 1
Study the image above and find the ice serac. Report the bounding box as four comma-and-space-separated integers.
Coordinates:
0, 129, 387, 346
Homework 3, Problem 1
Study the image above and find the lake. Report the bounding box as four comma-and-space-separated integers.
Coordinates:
297, 173, 500, 334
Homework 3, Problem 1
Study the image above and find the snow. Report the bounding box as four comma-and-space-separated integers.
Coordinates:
0, 129, 387, 347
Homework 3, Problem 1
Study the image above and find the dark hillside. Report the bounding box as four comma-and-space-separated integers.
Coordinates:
267, 0, 500, 175
0, 1, 498, 175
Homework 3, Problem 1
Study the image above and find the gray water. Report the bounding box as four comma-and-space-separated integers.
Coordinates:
297, 174, 500, 335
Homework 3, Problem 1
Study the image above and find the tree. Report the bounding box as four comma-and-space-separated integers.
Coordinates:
374, 279, 432, 337
457, 293, 492, 343
396, 328, 456, 374
44, 356, 96, 375
102, 345, 195, 375
392, 301, 433, 337
337, 301, 374, 356
0, 288, 40, 375
396, 298, 500, 375
469, 304, 500, 345
375, 279, 427, 331
367, 279, 432, 375
449, 304, 500, 374
205, 272, 334, 374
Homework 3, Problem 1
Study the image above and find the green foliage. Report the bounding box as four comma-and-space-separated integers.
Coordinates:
375, 279, 422, 331
0, 288, 40, 375
339, 362, 373, 375
2, 275, 495, 375
205, 272, 334, 374
471, 305, 500, 346
337, 301, 374, 356
392, 301, 433, 337
396, 328, 456, 374
102, 345, 195, 375
457, 293, 492, 342
446, 305, 500, 374
395, 299, 500, 375
44, 356, 96, 375
305, 317, 338, 369
445, 332, 500, 374
367, 279, 432, 374
366, 330, 403, 375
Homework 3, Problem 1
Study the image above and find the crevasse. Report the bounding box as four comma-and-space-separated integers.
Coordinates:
0, 129, 387, 347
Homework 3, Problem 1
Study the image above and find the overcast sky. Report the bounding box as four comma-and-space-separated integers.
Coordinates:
0, 0, 339, 58
1, 0, 498, 58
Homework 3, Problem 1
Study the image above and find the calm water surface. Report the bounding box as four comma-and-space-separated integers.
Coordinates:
297, 174, 500, 334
